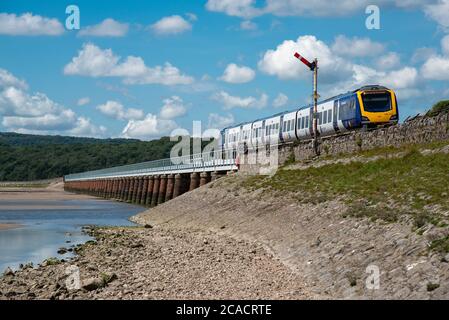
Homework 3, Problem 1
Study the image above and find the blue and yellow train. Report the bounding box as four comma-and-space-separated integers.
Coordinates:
221, 85, 398, 152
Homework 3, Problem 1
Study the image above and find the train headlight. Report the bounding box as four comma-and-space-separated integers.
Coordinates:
390, 115, 398, 121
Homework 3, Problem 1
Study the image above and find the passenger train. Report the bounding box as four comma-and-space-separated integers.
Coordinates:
221, 85, 398, 154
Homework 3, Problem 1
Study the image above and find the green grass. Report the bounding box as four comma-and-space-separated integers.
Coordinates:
242, 147, 449, 230
427, 100, 449, 117
430, 235, 449, 253
320, 140, 449, 161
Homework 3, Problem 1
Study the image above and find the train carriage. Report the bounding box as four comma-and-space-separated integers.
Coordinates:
221, 85, 398, 155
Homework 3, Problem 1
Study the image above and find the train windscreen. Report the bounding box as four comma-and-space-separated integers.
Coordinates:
362, 92, 392, 112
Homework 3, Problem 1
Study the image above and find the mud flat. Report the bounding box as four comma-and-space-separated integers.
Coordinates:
0, 181, 94, 203
0, 223, 21, 231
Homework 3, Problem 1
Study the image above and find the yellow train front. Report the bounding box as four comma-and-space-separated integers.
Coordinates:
356, 85, 398, 128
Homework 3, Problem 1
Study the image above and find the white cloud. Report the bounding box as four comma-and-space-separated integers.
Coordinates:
0, 12, 64, 36
159, 96, 187, 119
332, 35, 385, 57
421, 34, 449, 80
0, 68, 105, 137
273, 93, 289, 108
206, 0, 262, 19
219, 63, 255, 83
425, 0, 449, 30
208, 113, 235, 129
442, 35, 449, 55
206, 0, 435, 18
150, 15, 192, 35
122, 114, 178, 140
0, 69, 27, 90
68, 117, 107, 137
97, 100, 144, 121
240, 20, 258, 30
186, 13, 198, 21
78, 18, 129, 37
258, 34, 420, 100
421, 55, 449, 80
375, 52, 401, 69
2, 110, 77, 131
411, 47, 437, 63
258, 35, 353, 83
77, 97, 90, 106
64, 43, 194, 85
213, 91, 268, 110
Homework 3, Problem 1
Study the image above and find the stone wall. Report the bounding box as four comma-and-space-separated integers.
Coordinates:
289, 113, 449, 161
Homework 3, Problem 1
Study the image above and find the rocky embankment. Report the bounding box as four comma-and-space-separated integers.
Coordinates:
0, 226, 312, 300
131, 174, 449, 299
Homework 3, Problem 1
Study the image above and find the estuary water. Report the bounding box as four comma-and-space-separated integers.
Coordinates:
0, 199, 144, 272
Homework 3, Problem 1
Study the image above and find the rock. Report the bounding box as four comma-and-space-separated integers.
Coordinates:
203, 239, 209, 245
3, 267, 14, 277
144, 224, 153, 229
82, 278, 103, 291
57, 247, 68, 255
102, 273, 118, 285
443, 253, 449, 263
130, 243, 144, 249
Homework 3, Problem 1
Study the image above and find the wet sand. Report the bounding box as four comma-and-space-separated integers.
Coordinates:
0, 223, 21, 230
0, 181, 95, 204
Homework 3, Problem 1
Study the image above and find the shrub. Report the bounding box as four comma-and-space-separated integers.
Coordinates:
427, 100, 449, 117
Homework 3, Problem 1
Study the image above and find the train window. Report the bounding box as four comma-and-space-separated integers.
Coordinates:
297, 118, 301, 129
305, 116, 309, 128
276, 123, 279, 131
328, 110, 332, 123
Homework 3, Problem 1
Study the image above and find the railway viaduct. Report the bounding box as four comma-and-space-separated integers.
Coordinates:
64, 152, 238, 207
64, 112, 449, 207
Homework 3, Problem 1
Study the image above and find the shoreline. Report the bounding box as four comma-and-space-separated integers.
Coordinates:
0, 223, 21, 231
0, 225, 312, 299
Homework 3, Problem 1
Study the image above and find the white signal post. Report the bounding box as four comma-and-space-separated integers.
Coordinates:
294, 53, 320, 155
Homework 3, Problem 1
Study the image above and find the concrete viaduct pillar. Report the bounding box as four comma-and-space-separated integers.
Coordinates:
145, 176, 154, 206
211, 171, 225, 181
200, 172, 211, 186
151, 175, 160, 207
189, 172, 200, 191
157, 175, 167, 205
134, 176, 143, 203
140, 177, 149, 205
126, 177, 133, 202
173, 174, 182, 199
165, 174, 174, 202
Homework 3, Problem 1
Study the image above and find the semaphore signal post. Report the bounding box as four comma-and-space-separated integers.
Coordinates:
294, 52, 320, 156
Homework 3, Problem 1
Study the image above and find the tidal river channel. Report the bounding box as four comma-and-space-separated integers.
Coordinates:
0, 199, 144, 272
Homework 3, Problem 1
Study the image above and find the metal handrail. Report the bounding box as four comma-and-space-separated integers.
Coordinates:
64, 148, 238, 181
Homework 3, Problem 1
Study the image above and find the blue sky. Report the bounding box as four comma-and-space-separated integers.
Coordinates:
0, 0, 448, 140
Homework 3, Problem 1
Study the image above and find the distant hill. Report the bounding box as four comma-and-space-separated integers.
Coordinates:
0, 132, 139, 146
0, 132, 182, 181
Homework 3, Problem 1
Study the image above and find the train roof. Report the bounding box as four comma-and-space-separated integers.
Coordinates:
221, 85, 389, 132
